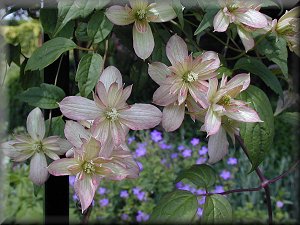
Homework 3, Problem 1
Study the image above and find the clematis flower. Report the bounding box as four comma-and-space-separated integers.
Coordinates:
213, 0, 268, 52
48, 132, 139, 212
149, 34, 220, 132
105, 0, 177, 60
272, 7, 299, 56
1, 108, 71, 185
59, 66, 162, 153
200, 74, 262, 163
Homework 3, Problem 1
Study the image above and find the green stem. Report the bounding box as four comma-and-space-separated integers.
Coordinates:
76, 46, 94, 51
206, 32, 244, 53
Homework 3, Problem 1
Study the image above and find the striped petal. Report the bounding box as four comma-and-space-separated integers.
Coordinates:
166, 34, 188, 65
208, 127, 229, 164
27, 108, 45, 141
29, 153, 49, 185
162, 103, 185, 132
133, 23, 154, 60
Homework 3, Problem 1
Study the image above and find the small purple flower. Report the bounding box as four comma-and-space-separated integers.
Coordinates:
69, 176, 75, 186
276, 201, 284, 208
127, 136, 135, 145
171, 153, 178, 159
196, 189, 206, 195
161, 158, 167, 165
135, 143, 147, 158
98, 187, 106, 195
196, 157, 207, 164
137, 161, 143, 171
136, 191, 146, 201
190, 138, 200, 146
176, 182, 184, 189
136, 211, 150, 222
72, 194, 79, 201
227, 157, 238, 165
220, 170, 231, 180
213, 185, 224, 193
150, 130, 163, 142
182, 149, 192, 158
177, 145, 185, 151
178, 184, 191, 191
198, 196, 206, 205
121, 213, 129, 221
99, 198, 109, 207
197, 208, 203, 217
133, 187, 141, 195
120, 190, 129, 198
198, 146, 208, 155
159, 142, 172, 150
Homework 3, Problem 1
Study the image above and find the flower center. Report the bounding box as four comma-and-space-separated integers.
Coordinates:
135, 9, 147, 20
33, 141, 44, 153
218, 95, 231, 106
183, 71, 199, 83
82, 161, 95, 174
106, 108, 119, 122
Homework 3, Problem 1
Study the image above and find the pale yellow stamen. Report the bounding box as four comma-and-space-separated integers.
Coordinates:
136, 9, 147, 20
33, 141, 44, 153
218, 95, 231, 106
82, 161, 95, 174
106, 108, 119, 122
183, 71, 199, 83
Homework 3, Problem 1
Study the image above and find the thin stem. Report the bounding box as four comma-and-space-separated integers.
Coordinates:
206, 32, 244, 53
82, 205, 93, 224
226, 51, 246, 60
103, 39, 109, 64
76, 46, 94, 51
1, 62, 8, 86
223, 35, 230, 57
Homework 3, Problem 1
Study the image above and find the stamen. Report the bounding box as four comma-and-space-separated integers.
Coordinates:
218, 95, 231, 106
33, 141, 43, 153
183, 71, 199, 83
82, 161, 95, 174
106, 108, 119, 122
136, 9, 146, 20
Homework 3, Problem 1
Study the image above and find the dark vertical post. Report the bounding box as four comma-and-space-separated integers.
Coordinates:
44, 34, 69, 224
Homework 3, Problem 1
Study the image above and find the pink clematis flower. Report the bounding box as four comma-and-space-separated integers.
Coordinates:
201, 74, 262, 163
213, 0, 268, 52
148, 34, 220, 132
105, 0, 177, 60
1, 108, 71, 185
59, 66, 162, 153
48, 134, 139, 212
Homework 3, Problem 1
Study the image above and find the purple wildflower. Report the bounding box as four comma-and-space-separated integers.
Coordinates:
176, 182, 184, 189
150, 130, 163, 142
136, 191, 146, 201
196, 189, 206, 195
99, 198, 109, 207
276, 201, 284, 208
191, 138, 200, 146
196, 157, 207, 164
120, 190, 129, 198
178, 184, 191, 191
133, 187, 141, 195
127, 136, 135, 145
72, 194, 79, 201
161, 158, 167, 165
177, 145, 185, 151
98, 187, 106, 195
136, 211, 150, 222
227, 157, 238, 165
135, 143, 147, 158
137, 161, 143, 171
198, 196, 206, 205
198, 146, 208, 155
197, 208, 203, 217
220, 170, 231, 180
182, 149, 192, 158
69, 176, 75, 186
159, 142, 172, 150
171, 153, 178, 159
121, 214, 129, 221
213, 185, 224, 193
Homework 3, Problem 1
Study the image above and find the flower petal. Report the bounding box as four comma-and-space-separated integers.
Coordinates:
166, 34, 188, 65
105, 5, 135, 25
82, 138, 101, 161
213, 9, 230, 32
189, 85, 209, 108
47, 158, 79, 176
236, 9, 268, 28
162, 103, 185, 132
29, 153, 49, 185
120, 104, 162, 130
27, 107, 45, 141
59, 96, 101, 121
133, 23, 154, 60
99, 66, 123, 91
237, 26, 254, 52
225, 105, 263, 122
208, 78, 218, 101
149, 1, 177, 22
111, 121, 126, 146
208, 127, 229, 164
1, 141, 34, 161
44, 150, 60, 160
205, 106, 222, 136
148, 62, 171, 85
64, 121, 91, 148
153, 84, 178, 106
96, 82, 109, 107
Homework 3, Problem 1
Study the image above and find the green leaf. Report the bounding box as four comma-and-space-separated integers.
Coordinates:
201, 194, 233, 224
33, 183, 42, 197
54, 0, 110, 35
234, 57, 283, 97
150, 190, 198, 223
279, 112, 300, 126
256, 36, 288, 77
25, 37, 77, 71
6, 44, 21, 66
216, 66, 233, 78
239, 85, 275, 172
18, 83, 66, 109
172, 0, 184, 29
19, 58, 42, 90
75, 22, 90, 42
194, 9, 218, 35
75, 53, 104, 97
175, 164, 216, 189
45, 116, 66, 138
87, 11, 113, 44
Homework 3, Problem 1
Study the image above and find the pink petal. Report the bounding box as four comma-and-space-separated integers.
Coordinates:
29, 153, 49, 185
44, 150, 60, 160
133, 23, 154, 60
96, 82, 109, 107
134, 20, 148, 33
59, 96, 101, 121
213, 9, 230, 32
149, 1, 177, 22
236, 9, 268, 28
64, 121, 91, 148
91, 119, 110, 144
162, 103, 185, 132
208, 127, 229, 164
48, 158, 79, 176
82, 138, 101, 161
99, 136, 114, 158
111, 121, 126, 146
225, 105, 263, 122
105, 5, 134, 25
120, 104, 162, 130
205, 107, 222, 136
27, 107, 45, 141
99, 66, 123, 91
208, 78, 218, 101
1, 141, 33, 161
189, 85, 209, 108
148, 62, 171, 85
237, 26, 254, 52
122, 85, 133, 102
166, 34, 188, 65
107, 83, 126, 108
153, 84, 178, 106
74, 175, 99, 212
278, 7, 300, 24
178, 85, 188, 105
